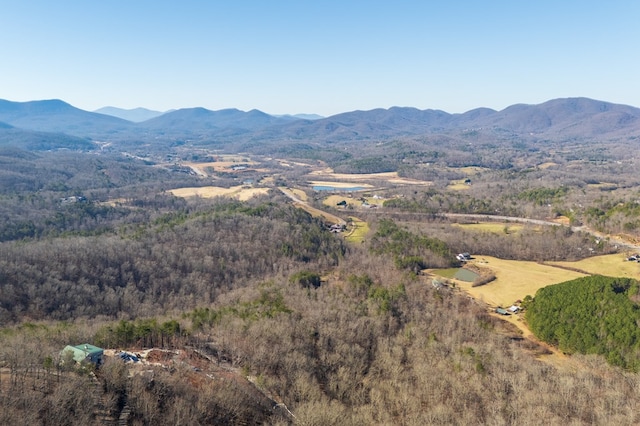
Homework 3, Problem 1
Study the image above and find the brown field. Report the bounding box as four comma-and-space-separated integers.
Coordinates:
168, 186, 270, 201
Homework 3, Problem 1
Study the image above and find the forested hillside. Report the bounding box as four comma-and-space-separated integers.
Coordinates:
0, 198, 344, 322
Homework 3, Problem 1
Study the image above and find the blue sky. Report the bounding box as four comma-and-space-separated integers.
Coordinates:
2, 1, 639, 116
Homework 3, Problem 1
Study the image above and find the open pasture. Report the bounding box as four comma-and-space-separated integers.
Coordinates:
308, 168, 432, 186
345, 217, 369, 243
447, 180, 471, 191
430, 256, 587, 307
452, 222, 524, 234
183, 159, 257, 176
323, 194, 352, 208
168, 185, 269, 201
456, 166, 489, 175
548, 253, 640, 279
536, 162, 558, 169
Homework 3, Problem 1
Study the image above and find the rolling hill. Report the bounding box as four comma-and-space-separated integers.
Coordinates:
0, 122, 95, 151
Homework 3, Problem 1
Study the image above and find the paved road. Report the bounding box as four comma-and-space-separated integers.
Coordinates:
442, 213, 640, 252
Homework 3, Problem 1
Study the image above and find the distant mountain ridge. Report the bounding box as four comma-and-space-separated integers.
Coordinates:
0, 97, 638, 147
94, 106, 165, 122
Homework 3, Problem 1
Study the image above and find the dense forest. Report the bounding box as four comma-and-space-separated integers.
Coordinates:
526, 276, 640, 370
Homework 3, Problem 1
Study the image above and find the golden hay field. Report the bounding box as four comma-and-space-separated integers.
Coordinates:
183, 159, 256, 176
548, 253, 640, 279
322, 195, 352, 207
344, 217, 369, 244
433, 253, 640, 308
308, 168, 432, 186
168, 186, 269, 201
289, 188, 308, 201
430, 256, 587, 307
537, 162, 558, 169
452, 222, 524, 234
457, 166, 489, 175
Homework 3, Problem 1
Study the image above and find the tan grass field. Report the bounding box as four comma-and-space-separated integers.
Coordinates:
260, 176, 275, 185
168, 186, 269, 201
548, 253, 640, 279
452, 222, 524, 234
345, 217, 369, 243
289, 188, 308, 201
447, 180, 471, 191
537, 162, 558, 169
183, 160, 257, 176
322, 195, 352, 207
457, 166, 489, 175
308, 169, 432, 186
430, 256, 587, 307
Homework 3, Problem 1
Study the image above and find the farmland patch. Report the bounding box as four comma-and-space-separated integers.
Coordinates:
452, 222, 524, 234
168, 185, 269, 201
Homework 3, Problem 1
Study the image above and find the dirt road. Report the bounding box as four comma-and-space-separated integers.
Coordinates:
279, 187, 346, 225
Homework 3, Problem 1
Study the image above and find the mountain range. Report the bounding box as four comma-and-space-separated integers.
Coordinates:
0, 97, 639, 151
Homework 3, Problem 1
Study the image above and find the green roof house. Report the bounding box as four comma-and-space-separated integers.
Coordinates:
62, 343, 104, 365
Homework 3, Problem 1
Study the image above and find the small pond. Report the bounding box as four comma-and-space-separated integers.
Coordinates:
431, 268, 479, 282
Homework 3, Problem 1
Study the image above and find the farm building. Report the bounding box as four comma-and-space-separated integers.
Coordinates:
61, 343, 104, 365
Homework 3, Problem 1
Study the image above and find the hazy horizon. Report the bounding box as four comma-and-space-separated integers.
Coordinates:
2, 1, 639, 116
